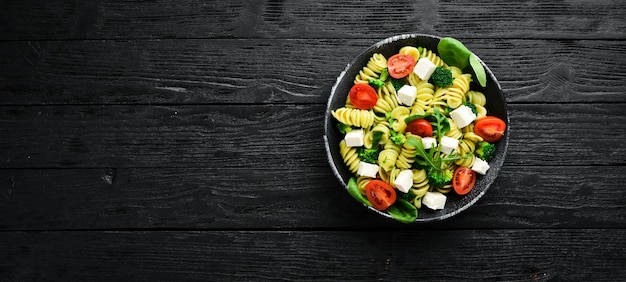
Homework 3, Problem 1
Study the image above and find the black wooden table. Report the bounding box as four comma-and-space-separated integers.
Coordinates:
1, 1, 625, 281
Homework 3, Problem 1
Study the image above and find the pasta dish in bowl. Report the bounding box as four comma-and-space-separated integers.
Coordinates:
323, 34, 509, 223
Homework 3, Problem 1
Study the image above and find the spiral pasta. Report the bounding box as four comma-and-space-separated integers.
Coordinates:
396, 137, 417, 170
331, 107, 375, 128
399, 46, 420, 61
373, 85, 399, 115
419, 47, 446, 67
445, 73, 472, 109
378, 140, 401, 172
354, 53, 387, 84
339, 140, 360, 173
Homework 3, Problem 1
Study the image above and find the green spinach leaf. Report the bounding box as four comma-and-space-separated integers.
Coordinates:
387, 198, 418, 223
347, 177, 371, 207
469, 53, 487, 87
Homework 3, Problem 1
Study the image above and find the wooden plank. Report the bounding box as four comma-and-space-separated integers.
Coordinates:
0, 104, 624, 169
1, 0, 625, 40
0, 165, 624, 230
1, 39, 625, 105
1, 230, 624, 280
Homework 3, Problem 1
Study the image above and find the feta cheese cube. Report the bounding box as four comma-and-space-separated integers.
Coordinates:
471, 157, 490, 175
421, 137, 437, 149
449, 105, 477, 129
422, 191, 446, 210
397, 85, 417, 106
344, 129, 364, 147
413, 58, 437, 81
357, 162, 379, 178
393, 169, 413, 193
440, 136, 459, 154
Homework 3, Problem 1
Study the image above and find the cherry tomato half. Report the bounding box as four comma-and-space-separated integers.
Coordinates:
453, 166, 476, 195
406, 118, 433, 137
387, 54, 416, 79
365, 180, 397, 211
474, 116, 506, 143
349, 83, 378, 110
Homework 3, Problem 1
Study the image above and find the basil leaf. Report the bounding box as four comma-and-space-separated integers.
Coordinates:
387, 198, 418, 223
437, 37, 471, 70
347, 177, 371, 207
469, 53, 487, 87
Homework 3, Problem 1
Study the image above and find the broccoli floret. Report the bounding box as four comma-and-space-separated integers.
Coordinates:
390, 130, 407, 145
368, 79, 385, 88
337, 122, 352, 134
357, 148, 380, 164
369, 68, 390, 89
429, 66, 453, 88
427, 168, 453, 188
475, 141, 496, 161
462, 102, 478, 115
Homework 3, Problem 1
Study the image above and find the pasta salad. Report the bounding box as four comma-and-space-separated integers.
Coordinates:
331, 38, 506, 223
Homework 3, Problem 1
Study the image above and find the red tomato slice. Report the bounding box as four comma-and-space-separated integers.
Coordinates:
406, 118, 433, 137
474, 116, 506, 143
453, 166, 476, 195
387, 54, 416, 79
349, 83, 378, 110
365, 180, 397, 211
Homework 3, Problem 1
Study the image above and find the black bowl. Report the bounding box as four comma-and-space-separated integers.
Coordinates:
323, 34, 509, 223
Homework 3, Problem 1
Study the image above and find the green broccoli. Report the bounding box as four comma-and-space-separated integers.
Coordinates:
462, 102, 478, 115
357, 147, 381, 164
475, 141, 496, 161
367, 68, 390, 89
337, 122, 352, 134
429, 66, 453, 88
390, 130, 407, 145
368, 79, 385, 88
427, 168, 454, 188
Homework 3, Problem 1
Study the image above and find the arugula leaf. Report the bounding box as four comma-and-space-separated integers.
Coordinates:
347, 177, 371, 207
406, 137, 437, 168
430, 107, 450, 137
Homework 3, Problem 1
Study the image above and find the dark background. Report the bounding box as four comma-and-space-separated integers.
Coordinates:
1, 1, 625, 281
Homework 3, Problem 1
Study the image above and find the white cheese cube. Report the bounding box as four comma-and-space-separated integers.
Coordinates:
344, 129, 364, 147
471, 157, 490, 175
440, 136, 459, 154
357, 162, 379, 178
413, 58, 437, 81
422, 191, 447, 210
396, 85, 417, 106
393, 169, 413, 193
449, 105, 477, 129
421, 137, 437, 149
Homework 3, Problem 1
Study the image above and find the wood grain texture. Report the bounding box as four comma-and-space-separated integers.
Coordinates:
0, 104, 624, 169
0, 165, 624, 230
1, 39, 625, 105
1, 0, 625, 40
0, 0, 625, 280
1, 230, 624, 281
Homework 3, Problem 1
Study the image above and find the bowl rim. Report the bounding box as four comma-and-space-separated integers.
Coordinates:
323, 33, 509, 223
